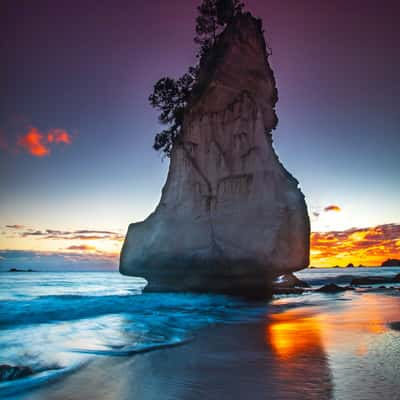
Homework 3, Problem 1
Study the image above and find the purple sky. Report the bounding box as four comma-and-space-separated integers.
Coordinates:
1, 0, 399, 267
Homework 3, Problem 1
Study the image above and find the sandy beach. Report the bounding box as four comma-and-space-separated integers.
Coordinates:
9, 289, 400, 400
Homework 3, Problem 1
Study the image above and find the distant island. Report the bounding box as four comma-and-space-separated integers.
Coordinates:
332, 263, 366, 268
309, 260, 400, 269
8, 268, 35, 272
381, 259, 400, 267
310, 264, 371, 269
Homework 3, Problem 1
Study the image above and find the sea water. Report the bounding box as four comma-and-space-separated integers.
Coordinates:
1, 268, 399, 396
0, 271, 268, 395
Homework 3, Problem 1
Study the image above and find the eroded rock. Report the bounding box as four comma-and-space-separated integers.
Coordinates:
120, 14, 310, 296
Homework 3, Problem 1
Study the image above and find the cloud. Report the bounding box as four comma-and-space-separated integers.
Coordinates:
18, 228, 124, 242
311, 223, 400, 267
47, 129, 72, 144
10, 124, 73, 157
5, 225, 25, 229
3, 223, 399, 271
66, 245, 97, 252
0, 250, 118, 272
74, 230, 118, 235
324, 205, 341, 213
21, 230, 48, 237
17, 127, 50, 157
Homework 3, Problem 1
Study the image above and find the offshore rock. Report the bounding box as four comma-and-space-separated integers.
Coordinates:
0, 365, 33, 382
316, 284, 352, 293
273, 273, 310, 289
351, 274, 400, 286
120, 13, 310, 296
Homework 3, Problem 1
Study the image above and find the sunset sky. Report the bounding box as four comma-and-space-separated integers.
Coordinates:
1, 0, 399, 269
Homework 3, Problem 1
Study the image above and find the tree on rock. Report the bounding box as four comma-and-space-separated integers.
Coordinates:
149, 0, 245, 156
195, 0, 244, 57
149, 68, 198, 156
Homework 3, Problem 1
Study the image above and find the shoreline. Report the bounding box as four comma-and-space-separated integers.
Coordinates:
8, 289, 400, 400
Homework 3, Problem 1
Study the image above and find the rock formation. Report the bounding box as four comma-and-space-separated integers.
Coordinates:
120, 13, 310, 296
381, 258, 400, 267
0, 365, 33, 382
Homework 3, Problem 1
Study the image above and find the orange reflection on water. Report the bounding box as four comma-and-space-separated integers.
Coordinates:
267, 294, 398, 361
268, 309, 323, 359
265, 294, 400, 400
266, 308, 334, 398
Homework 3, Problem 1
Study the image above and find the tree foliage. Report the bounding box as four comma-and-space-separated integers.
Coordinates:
150, 0, 245, 156
149, 67, 198, 156
195, 0, 244, 58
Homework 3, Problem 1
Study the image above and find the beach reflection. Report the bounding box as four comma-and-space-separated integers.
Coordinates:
267, 293, 398, 356
266, 292, 400, 400
268, 309, 323, 359
266, 306, 333, 399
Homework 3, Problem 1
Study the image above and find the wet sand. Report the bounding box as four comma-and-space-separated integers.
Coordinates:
10, 291, 400, 400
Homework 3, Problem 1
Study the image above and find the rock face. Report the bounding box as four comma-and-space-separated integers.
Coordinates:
120, 13, 310, 296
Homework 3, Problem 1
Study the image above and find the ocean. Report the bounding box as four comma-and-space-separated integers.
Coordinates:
1, 267, 399, 398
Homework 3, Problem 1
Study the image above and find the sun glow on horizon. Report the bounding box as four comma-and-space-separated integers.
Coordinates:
310, 223, 400, 267
0, 222, 399, 269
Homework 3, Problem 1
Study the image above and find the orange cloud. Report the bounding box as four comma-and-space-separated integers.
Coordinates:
17, 128, 50, 157
311, 223, 400, 267
16, 126, 72, 157
67, 245, 97, 252
47, 129, 71, 144
324, 205, 341, 213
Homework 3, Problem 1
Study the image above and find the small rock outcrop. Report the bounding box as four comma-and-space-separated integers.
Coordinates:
351, 274, 400, 285
8, 268, 34, 272
274, 273, 310, 289
272, 273, 309, 295
381, 259, 400, 267
316, 284, 351, 293
120, 13, 310, 296
0, 365, 33, 382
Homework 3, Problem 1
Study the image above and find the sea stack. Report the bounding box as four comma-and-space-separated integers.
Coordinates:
120, 13, 310, 296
